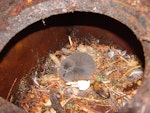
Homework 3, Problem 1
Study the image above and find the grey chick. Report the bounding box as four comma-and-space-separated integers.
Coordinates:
59, 52, 96, 81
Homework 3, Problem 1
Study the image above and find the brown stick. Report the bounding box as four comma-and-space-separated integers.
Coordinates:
7, 78, 17, 100
76, 102, 101, 113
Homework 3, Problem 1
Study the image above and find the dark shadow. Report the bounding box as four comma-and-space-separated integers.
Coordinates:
0, 11, 144, 67
0, 12, 144, 68
0, 20, 45, 62
44, 12, 144, 66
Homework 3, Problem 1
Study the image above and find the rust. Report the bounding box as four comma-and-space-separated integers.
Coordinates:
10, 0, 46, 16
141, 36, 150, 42
0, 0, 148, 51
0, 0, 150, 112
0, 97, 25, 113
0, 19, 8, 30
0, 26, 67, 98
10, 2, 23, 16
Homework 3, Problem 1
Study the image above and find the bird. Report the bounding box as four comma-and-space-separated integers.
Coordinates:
59, 52, 96, 81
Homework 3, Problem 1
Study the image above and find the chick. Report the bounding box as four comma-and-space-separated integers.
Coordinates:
59, 52, 96, 81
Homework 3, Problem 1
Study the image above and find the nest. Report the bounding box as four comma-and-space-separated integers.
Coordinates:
14, 36, 143, 113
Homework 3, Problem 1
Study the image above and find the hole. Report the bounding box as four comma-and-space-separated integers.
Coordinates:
0, 12, 144, 112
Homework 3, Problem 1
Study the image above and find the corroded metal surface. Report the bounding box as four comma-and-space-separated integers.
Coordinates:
0, 0, 150, 51
0, 0, 150, 113
0, 26, 68, 98
0, 97, 25, 113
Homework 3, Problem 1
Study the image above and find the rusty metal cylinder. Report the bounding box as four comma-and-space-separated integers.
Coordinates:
0, 0, 150, 113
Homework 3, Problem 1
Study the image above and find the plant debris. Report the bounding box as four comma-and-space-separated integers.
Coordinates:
14, 36, 144, 113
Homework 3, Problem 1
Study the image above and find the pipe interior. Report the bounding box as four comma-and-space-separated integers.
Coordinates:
0, 12, 144, 99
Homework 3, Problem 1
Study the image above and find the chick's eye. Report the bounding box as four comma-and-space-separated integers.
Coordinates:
63, 63, 71, 69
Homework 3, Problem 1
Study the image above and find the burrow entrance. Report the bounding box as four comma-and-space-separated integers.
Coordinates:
0, 12, 144, 113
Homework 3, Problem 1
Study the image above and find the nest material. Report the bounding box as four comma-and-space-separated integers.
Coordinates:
15, 36, 143, 113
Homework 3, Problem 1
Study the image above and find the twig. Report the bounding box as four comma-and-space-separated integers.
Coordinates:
49, 54, 60, 67
22, 105, 29, 113
104, 83, 131, 101
141, 105, 146, 113
7, 78, 17, 100
120, 56, 139, 66
32, 73, 40, 86
119, 65, 141, 82
110, 88, 131, 101
68, 36, 73, 46
108, 90, 120, 112
42, 19, 46, 26
61, 97, 72, 107
72, 95, 110, 105
76, 102, 101, 113
100, 60, 120, 72
105, 108, 113, 113
50, 89, 66, 113
9, 95, 14, 103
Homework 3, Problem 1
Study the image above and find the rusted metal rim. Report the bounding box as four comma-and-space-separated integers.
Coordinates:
0, 0, 150, 112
